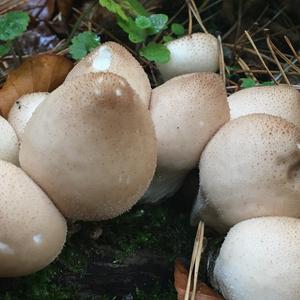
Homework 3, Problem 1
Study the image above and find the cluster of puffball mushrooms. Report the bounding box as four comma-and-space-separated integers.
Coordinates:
1, 31, 300, 300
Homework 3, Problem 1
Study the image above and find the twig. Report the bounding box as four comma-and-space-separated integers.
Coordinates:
237, 57, 257, 81
223, 43, 276, 64
235, 4, 269, 44
244, 30, 277, 83
191, 223, 204, 300
200, 0, 222, 13
187, 0, 208, 33
217, 35, 226, 83
187, 2, 193, 35
0, 0, 27, 14
271, 42, 300, 74
265, 31, 290, 84
244, 5, 287, 43
184, 221, 205, 300
284, 36, 300, 65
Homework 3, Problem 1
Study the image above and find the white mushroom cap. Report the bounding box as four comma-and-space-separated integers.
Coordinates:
228, 84, 300, 127
20, 73, 157, 220
65, 41, 151, 107
0, 116, 18, 165
141, 72, 229, 203
0, 160, 67, 277
157, 33, 219, 81
8, 92, 48, 141
213, 217, 300, 300
191, 113, 300, 232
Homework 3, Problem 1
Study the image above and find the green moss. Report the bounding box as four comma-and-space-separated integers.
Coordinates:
101, 202, 194, 262
0, 201, 194, 299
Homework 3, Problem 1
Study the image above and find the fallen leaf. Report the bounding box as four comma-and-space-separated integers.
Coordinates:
0, 54, 73, 117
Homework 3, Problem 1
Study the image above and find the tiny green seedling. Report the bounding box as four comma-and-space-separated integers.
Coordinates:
99, 0, 185, 64
69, 32, 101, 60
240, 78, 275, 89
0, 11, 30, 57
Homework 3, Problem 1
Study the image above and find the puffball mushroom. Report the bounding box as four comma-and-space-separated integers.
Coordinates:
8, 92, 48, 140
213, 217, 300, 300
142, 72, 229, 203
157, 33, 219, 81
0, 160, 67, 277
228, 84, 300, 127
65, 41, 151, 107
20, 73, 157, 220
191, 113, 300, 232
0, 116, 18, 165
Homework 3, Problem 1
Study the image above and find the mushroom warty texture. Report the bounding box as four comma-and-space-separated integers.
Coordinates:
65, 41, 151, 107
192, 113, 300, 232
0, 160, 67, 277
213, 217, 300, 300
157, 32, 219, 81
141, 72, 229, 203
20, 72, 157, 221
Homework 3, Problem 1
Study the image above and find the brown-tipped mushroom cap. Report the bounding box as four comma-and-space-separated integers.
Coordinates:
151, 72, 229, 171
213, 217, 300, 300
20, 73, 157, 220
0, 116, 18, 165
0, 160, 67, 277
228, 84, 300, 127
191, 114, 300, 232
65, 42, 151, 107
141, 72, 229, 203
8, 92, 48, 141
157, 33, 219, 81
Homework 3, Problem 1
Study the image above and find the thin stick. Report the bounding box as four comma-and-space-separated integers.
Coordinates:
237, 57, 257, 81
224, 43, 276, 64
271, 42, 300, 74
265, 32, 290, 85
0, 0, 27, 14
244, 30, 277, 83
284, 36, 300, 65
184, 221, 204, 300
235, 4, 269, 44
187, 2, 193, 35
217, 35, 226, 83
233, 69, 300, 75
188, 0, 208, 33
184, 223, 201, 300
191, 223, 204, 300
201, 0, 222, 13
244, 6, 287, 43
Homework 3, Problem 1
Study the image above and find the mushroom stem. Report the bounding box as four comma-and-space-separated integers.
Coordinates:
140, 168, 188, 204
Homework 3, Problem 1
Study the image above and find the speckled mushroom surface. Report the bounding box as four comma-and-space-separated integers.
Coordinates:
157, 33, 219, 81
141, 72, 229, 203
213, 217, 300, 300
0, 160, 67, 277
65, 41, 151, 107
20, 72, 157, 221
0, 116, 18, 165
228, 84, 300, 127
8, 92, 48, 141
191, 113, 300, 232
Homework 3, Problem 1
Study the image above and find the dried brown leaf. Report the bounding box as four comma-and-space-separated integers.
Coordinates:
0, 54, 73, 117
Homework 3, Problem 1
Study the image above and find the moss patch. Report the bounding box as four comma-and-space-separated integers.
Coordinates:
0, 200, 195, 299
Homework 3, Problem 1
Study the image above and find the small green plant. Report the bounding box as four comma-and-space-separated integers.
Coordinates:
240, 77, 275, 89
0, 11, 30, 57
69, 31, 101, 60
99, 0, 185, 63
